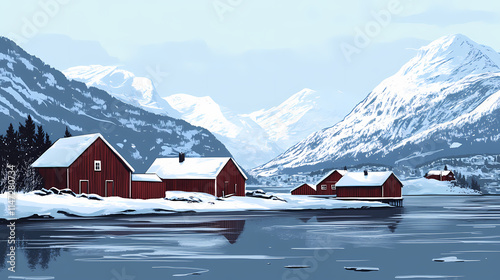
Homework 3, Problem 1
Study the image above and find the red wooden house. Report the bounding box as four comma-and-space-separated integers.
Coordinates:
32, 133, 134, 198
425, 170, 455, 181
336, 171, 403, 206
146, 155, 247, 197
291, 169, 347, 196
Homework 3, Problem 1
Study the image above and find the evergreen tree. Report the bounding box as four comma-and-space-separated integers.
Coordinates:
34, 125, 46, 156
444, 165, 448, 171
64, 126, 72, 137
470, 177, 481, 192
18, 115, 36, 159
4, 123, 18, 165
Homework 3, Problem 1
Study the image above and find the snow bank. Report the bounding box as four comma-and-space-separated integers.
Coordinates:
402, 178, 481, 195
0, 190, 389, 220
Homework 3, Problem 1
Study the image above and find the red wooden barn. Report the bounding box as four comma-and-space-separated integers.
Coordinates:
336, 171, 403, 206
425, 170, 455, 181
131, 173, 164, 199
32, 133, 134, 198
291, 169, 347, 196
146, 155, 247, 197
291, 183, 316, 195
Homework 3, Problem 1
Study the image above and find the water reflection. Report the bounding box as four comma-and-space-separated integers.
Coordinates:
2, 214, 246, 270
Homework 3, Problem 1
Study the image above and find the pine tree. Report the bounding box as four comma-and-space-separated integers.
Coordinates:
18, 115, 36, 159
470, 177, 481, 192
4, 123, 18, 165
444, 165, 448, 171
34, 125, 46, 156
64, 126, 72, 137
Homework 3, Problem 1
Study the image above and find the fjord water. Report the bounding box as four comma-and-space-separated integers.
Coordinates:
1, 196, 499, 279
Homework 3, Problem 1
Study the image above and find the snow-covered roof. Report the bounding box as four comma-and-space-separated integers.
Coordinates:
336, 171, 398, 187
316, 169, 348, 185
426, 170, 453, 176
146, 157, 247, 180
132, 173, 162, 182
291, 183, 316, 192
31, 133, 134, 172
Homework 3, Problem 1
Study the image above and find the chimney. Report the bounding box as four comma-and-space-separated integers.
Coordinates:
364, 170, 368, 176
179, 152, 185, 163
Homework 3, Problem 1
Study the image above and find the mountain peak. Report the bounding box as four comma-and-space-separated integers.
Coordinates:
399, 34, 500, 82
63, 65, 179, 117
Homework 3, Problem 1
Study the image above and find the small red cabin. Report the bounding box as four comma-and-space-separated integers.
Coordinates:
146, 156, 247, 197
425, 170, 455, 181
32, 133, 134, 197
291, 183, 316, 195
336, 171, 403, 199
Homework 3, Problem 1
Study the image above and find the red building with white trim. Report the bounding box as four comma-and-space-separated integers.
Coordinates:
291, 169, 347, 196
336, 171, 403, 206
32, 133, 134, 198
425, 170, 455, 181
146, 156, 247, 197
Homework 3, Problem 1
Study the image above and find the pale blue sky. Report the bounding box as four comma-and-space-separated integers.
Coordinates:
1, 0, 500, 113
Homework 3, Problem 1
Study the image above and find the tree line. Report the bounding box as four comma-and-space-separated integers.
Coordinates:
0, 115, 71, 193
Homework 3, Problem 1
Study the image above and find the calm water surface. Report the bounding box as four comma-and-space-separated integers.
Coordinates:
1, 196, 500, 279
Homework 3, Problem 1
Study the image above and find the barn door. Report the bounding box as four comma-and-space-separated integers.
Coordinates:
79, 180, 89, 194
105, 180, 114, 197
223, 181, 229, 197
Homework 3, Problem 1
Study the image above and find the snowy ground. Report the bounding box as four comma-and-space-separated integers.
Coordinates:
402, 178, 481, 195
0, 190, 389, 220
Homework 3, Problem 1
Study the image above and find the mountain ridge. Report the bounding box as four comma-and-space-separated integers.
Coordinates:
250, 34, 500, 177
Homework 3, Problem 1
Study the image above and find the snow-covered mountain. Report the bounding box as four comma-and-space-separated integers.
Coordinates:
245, 88, 342, 149
164, 93, 283, 168
164, 89, 343, 168
63, 65, 180, 118
251, 34, 500, 176
63, 66, 283, 168
62, 65, 342, 168
0, 37, 231, 172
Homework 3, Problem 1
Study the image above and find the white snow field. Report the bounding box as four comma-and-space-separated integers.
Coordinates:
0, 190, 388, 220
402, 178, 481, 195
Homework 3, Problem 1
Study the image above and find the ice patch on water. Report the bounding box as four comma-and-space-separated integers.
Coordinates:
284, 265, 310, 269
344, 266, 379, 271
432, 256, 479, 262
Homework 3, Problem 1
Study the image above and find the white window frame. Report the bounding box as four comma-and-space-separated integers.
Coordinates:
321, 184, 327, 191
94, 160, 101, 171
331, 185, 336, 190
